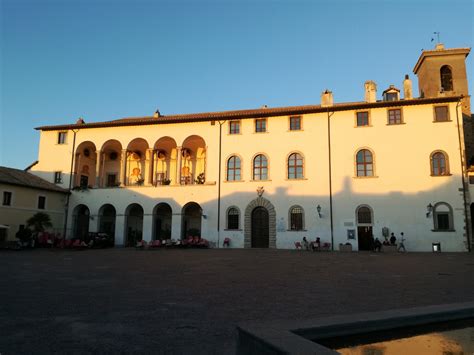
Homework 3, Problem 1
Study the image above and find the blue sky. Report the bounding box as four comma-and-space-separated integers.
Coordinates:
1, 0, 472, 169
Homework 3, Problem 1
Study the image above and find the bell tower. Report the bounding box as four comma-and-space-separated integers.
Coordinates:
413, 43, 470, 116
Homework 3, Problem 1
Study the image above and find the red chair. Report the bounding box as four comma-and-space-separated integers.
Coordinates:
294, 241, 302, 250
322, 242, 331, 251
223, 238, 231, 247
72, 239, 82, 248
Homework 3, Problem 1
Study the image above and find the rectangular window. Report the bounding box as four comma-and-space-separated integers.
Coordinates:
38, 196, 46, 210
107, 174, 117, 187
80, 175, 89, 188
229, 120, 240, 134
434, 106, 449, 122
356, 111, 369, 126
388, 109, 402, 125
255, 119, 267, 133
437, 213, 450, 230
2, 191, 12, 206
289, 116, 301, 131
228, 214, 239, 230
54, 172, 63, 184
469, 176, 474, 184
57, 131, 67, 144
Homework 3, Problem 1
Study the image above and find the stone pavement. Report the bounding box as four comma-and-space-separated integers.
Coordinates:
1, 248, 473, 354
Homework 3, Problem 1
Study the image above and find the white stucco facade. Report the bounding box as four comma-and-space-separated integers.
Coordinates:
29, 45, 473, 252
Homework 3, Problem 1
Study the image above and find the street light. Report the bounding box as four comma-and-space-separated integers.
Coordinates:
426, 203, 433, 217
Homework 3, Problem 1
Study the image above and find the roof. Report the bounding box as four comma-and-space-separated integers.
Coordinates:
413, 47, 470, 74
35, 96, 463, 131
0, 166, 69, 194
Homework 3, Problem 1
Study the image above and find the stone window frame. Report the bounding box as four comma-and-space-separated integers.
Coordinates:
252, 153, 270, 181
430, 150, 451, 176
433, 105, 451, 122
288, 205, 305, 231
287, 151, 305, 180
229, 120, 241, 135
57, 131, 67, 144
387, 108, 404, 125
226, 206, 241, 230
289, 116, 302, 131
255, 118, 267, 133
355, 110, 371, 127
226, 154, 243, 182
354, 148, 376, 178
432, 202, 455, 232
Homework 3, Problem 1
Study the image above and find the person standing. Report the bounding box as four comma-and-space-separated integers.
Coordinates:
390, 232, 397, 246
398, 232, 406, 252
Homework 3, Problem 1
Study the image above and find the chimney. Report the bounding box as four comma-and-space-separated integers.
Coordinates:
154, 110, 161, 118
321, 90, 334, 107
403, 74, 413, 99
364, 81, 377, 103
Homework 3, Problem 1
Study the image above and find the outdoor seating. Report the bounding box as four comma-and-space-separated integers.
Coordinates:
223, 237, 230, 247
321, 242, 331, 251
294, 241, 302, 250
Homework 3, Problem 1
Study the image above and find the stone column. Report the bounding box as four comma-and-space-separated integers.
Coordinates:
75, 153, 82, 187
115, 214, 126, 246
120, 149, 127, 187
95, 150, 101, 188
171, 212, 182, 240
176, 146, 182, 185
142, 213, 154, 242
145, 148, 153, 186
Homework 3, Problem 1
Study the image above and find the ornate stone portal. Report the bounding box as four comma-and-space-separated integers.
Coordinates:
244, 196, 276, 248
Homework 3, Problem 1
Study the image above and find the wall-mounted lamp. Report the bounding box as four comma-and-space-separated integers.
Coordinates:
317, 205, 322, 218
426, 203, 433, 218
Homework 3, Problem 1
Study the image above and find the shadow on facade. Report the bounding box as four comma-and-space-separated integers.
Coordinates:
48, 170, 468, 252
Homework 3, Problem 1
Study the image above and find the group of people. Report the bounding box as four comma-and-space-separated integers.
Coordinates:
302, 236, 323, 251
373, 232, 406, 252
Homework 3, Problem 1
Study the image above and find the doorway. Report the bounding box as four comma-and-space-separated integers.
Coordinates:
356, 205, 373, 251
251, 206, 269, 248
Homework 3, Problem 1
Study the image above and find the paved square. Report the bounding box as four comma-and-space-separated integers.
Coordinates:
1, 249, 473, 354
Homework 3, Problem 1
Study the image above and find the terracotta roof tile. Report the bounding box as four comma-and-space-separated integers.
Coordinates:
35, 96, 463, 131
0, 166, 69, 194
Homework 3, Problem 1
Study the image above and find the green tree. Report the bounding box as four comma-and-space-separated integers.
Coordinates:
26, 212, 52, 233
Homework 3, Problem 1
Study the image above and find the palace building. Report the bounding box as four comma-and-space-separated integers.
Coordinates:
28, 44, 472, 251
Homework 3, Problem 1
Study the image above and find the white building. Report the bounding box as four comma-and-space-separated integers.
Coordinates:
31, 44, 472, 252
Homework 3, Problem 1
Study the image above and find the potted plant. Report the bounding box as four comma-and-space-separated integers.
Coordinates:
195, 173, 205, 184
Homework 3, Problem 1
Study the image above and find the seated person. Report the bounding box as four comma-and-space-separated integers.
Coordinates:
389, 233, 397, 245
312, 237, 321, 251
302, 237, 309, 251
374, 238, 382, 252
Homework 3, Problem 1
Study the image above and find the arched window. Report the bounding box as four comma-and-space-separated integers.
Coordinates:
253, 154, 268, 180
288, 153, 304, 179
431, 151, 449, 176
356, 149, 373, 177
289, 206, 304, 231
433, 202, 454, 231
440, 65, 453, 91
356, 206, 372, 224
227, 156, 241, 181
227, 207, 240, 230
